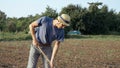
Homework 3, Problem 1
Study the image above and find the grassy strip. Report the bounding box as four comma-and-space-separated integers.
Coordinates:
0, 32, 120, 41
0, 32, 31, 41
67, 35, 120, 40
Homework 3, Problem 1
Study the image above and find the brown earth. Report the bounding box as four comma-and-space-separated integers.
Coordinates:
0, 39, 120, 68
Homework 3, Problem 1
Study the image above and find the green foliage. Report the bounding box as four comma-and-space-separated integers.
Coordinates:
41, 6, 58, 19
60, 4, 86, 31
0, 10, 6, 31
0, 2, 120, 35
5, 17, 17, 32
0, 32, 31, 41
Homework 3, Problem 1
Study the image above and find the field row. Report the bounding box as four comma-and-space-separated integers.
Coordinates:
0, 39, 120, 68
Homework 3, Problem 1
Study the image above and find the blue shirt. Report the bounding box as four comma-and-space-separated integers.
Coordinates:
35, 16, 64, 45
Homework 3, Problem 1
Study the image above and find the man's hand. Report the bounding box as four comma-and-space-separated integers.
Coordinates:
32, 39, 40, 47
50, 61, 54, 68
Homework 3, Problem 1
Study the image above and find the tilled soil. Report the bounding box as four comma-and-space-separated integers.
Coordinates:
0, 39, 120, 68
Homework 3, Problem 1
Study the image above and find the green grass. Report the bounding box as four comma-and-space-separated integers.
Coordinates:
68, 35, 120, 40
0, 32, 31, 41
0, 32, 120, 41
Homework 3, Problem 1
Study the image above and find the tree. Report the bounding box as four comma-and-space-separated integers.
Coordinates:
60, 4, 86, 34
16, 16, 34, 32
107, 10, 118, 32
6, 17, 17, 32
116, 12, 120, 32
83, 2, 109, 34
0, 10, 7, 31
41, 6, 58, 19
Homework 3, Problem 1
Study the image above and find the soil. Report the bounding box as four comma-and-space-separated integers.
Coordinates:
0, 39, 120, 68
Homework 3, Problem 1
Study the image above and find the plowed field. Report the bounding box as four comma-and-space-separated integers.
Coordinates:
0, 39, 120, 68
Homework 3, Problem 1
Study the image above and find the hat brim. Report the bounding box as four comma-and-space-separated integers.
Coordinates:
57, 16, 70, 26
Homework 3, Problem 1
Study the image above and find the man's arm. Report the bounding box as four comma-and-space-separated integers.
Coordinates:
29, 21, 39, 46
50, 41, 60, 67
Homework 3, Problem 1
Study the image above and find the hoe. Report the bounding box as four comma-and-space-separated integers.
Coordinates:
38, 46, 56, 68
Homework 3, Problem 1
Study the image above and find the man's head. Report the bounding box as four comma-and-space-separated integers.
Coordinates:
54, 14, 71, 28
57, 14, 71, 26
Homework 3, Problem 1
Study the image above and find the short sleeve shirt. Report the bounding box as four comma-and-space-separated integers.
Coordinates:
35, 16, 64, 45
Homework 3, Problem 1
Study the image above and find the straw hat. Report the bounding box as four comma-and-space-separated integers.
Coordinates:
57, 14, 71, 26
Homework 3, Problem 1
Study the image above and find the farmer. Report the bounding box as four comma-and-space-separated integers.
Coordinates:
27, 14, 71, 68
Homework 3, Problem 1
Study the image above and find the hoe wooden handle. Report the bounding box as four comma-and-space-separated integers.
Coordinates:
38, 46, 51, 63
38, 46, 56, 68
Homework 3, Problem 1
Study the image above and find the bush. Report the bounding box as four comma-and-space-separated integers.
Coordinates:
0, 32, 32, 41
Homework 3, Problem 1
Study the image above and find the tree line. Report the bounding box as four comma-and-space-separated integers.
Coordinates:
0, 2, 120, 35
